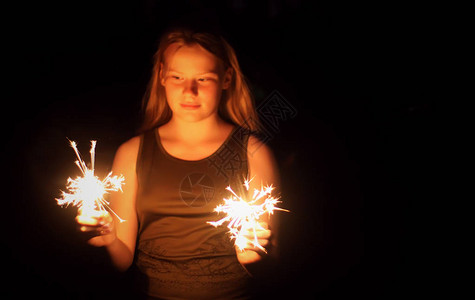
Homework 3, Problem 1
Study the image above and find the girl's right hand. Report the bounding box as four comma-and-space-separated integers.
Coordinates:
76, 212, 117, 247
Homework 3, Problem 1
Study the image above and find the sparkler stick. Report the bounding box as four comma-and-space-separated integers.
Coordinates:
56, 140, 125, 224
208, 178, 288, 252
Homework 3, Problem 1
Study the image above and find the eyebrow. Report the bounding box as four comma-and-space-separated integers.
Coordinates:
167, 68, 220, 76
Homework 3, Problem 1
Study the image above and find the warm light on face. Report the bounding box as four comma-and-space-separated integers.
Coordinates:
161, 44, 229, 123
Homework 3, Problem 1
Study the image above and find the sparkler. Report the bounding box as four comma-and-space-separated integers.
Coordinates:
208, 178, 288, 252
56, 140, 125, 224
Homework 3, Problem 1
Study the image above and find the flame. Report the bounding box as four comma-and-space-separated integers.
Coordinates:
56, 140, 125, 223
208, 178, 288, 252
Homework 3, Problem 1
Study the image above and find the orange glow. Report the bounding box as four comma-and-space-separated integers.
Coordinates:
56, 140, 125, 223
208, 178, 288, 252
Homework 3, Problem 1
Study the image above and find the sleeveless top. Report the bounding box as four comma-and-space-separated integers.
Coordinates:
135, 126, 252, 299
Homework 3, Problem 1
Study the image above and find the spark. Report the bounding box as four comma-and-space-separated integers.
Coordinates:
208, 178, 288, 252
56, 140, 125, 223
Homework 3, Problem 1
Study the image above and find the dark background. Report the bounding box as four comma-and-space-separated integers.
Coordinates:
4, 0, 437, 298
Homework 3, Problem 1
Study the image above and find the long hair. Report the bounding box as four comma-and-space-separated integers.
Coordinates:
139, 28, 260, 133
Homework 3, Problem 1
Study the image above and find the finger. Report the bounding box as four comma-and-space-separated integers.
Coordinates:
77, 219, 103, 233
76, 210, 112, 224
98, 223, 113, 235
239, 238, 269, 251
240, 243, 268, 254
256, 229, 271, 239
257, 238, 269, 247
78, 222, 112, 236
243, 240, 269, 251
79, 225, 97, 232
95, 212, 113, 224
242, 228, 271, 239
76, 215, 101, 226
258, 221, 269, 230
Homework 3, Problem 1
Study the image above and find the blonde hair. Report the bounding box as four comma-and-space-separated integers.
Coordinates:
139, 28, 260, 133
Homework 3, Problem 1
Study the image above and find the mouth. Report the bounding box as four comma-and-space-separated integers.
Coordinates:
180, 103, 201, 110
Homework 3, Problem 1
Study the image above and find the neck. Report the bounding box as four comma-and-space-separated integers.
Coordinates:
165, 115, 229, 142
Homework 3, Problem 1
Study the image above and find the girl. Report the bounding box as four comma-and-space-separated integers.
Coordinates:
79, 28, 280, 299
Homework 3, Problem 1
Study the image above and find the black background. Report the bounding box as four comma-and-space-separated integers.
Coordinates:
4, 0, 437, 298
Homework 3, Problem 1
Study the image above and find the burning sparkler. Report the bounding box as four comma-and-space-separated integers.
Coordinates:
208, 178, 288, 252
56, 140, 125, 224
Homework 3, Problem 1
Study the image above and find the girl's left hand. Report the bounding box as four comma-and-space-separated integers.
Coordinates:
235, 221, 272, 265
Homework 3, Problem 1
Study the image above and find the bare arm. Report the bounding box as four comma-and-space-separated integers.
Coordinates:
107, 136, 140, 271
236, 135, 281, 266
82, 136, 140, 272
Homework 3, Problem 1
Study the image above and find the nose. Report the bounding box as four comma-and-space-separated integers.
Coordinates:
183, 79, 198, 96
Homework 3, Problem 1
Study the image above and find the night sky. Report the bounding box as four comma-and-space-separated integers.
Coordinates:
4, 1, 437, 298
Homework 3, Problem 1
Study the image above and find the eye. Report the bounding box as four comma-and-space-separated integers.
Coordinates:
197, 76, 217, 83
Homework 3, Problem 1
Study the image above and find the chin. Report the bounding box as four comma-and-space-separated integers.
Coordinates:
176, 113, 208, 123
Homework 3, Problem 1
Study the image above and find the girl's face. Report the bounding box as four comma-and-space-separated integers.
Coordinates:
161, 43, 232, 123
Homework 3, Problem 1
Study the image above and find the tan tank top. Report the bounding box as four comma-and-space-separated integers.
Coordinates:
135, 126, 252, 299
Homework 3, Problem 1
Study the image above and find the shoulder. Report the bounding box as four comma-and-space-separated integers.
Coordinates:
247, 135, 279, 185
247, 135, 274, 161
117, 135, 141, 156
113, 135, 141, 169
